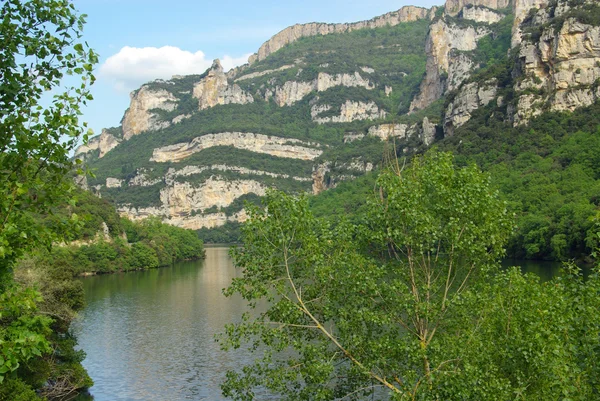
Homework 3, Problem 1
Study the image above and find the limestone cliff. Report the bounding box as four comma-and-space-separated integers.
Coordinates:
119, 178, 268, 230
265, 72, 374, 107
249, 6, 435, 64
512, 2, 600, 124
74, 128, 121, 160
192, 59, 254, 110
445, 0, 510, 16
312, 101, 387, 124
150, 132, 323, 162
122, 85, 178, 139
410, 19, 491, 111
444, 80, 498, 136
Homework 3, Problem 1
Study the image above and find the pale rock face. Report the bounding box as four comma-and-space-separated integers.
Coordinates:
273, 81, 315, 106
234, 64, 295, 82
119, 178, 267, 230
514, 18, 600, 124
447, 53, 476, 92
360, 66, 375, 74
421, 117, 437, 146
312, 101, 387, 124
150, 132, 323, 163
444, 80, 498, 135
512, 93, 544, 125
512, 0, 550, 47
250, 6, 433, 64
367, 124, 409, 140
343, 132, 366, 143
122, 86, 177, 140
272, 72, 374, 107
165, 164, 311, 182
172, 114, 191, 124
166, 210, 249, 230
106, 177, 123, 188
312, 162, 331, 195
385, 86, 393, 96
128, 169, 162, 187
410, 19, 490, 111
461, 6, 505, 24
445, 0, 510, 16
160, 178, 267, 217
74, 129, 122, 159
192, 59, 254, 110
312, 159, 374, 194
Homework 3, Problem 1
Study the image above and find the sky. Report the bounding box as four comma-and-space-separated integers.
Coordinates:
73, 0, 442, 137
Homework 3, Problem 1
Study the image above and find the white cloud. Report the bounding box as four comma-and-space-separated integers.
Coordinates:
99, 46, 252, 92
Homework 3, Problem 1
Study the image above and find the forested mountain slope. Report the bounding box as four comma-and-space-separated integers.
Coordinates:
76, 0, 600, 260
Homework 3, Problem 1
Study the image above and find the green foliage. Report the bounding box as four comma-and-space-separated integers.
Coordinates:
0, 0, 98, 279
0, 286, 52, 384
443, 101, 600, 260
220, 151, 519, 400
34, 217, 205, 275
0, 378, 41, 401
0, 1, 98, 398
197, 222, 242, 244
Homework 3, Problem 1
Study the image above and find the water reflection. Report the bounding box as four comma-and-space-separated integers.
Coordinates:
71, 247, 256, 401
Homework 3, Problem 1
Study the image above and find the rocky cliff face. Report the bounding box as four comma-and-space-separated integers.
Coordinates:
119, 178, 268, 230
444, 80, 498, 135
192, 59, 254, 110
122, 86, 178, 140
312, 101, 387, 124
410, 18, 491, 111
74, 129, 121, 159
445, 0, 510, 16
150, 132, 323, 163
249, 6, 434, 64
511, 2, 600, 124
265, 72, 374, 107
78, 0, 600, 233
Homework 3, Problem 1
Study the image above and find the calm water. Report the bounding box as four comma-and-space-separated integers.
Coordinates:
71, 247, 257, 401
72, 247, 574, 400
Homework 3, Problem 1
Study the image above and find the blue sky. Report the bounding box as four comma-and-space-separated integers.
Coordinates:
73, 0, 442, 137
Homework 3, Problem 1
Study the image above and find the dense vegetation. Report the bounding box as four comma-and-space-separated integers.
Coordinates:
221, 151, 600, 400
0, 1, 98, 398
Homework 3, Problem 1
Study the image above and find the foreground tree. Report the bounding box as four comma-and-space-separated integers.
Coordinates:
0, 0, 97, 396
220, 151, 600, 400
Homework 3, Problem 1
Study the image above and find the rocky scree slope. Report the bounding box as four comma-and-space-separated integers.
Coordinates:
76, 0, 600, 231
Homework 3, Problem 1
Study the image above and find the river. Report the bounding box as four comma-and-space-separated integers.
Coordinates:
72, 247, 569, 400
71, 247, 257, 401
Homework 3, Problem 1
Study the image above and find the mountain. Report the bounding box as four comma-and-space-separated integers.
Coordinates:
76, 0, 600, 237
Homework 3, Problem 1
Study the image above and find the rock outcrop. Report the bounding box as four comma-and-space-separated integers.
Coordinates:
312, 101, 387, 124
444, 80, 498, 135
150, 132, 323, 162
367, 119, 438, 145
511, 0, 550, 47
312, 159, 374, 195
249, 6, 435, 64
122, 86, 178, 139
193, 59, 254, 110
265, 72, 374, 107
461, 6, 505, 24
445, 0, 510, 16
74, 128, 121, 159
410, 19, 490, 111
165, 164, 311, 182
119, 178, 268, 229
513, 13, 600, 124
368, 124, 409, 140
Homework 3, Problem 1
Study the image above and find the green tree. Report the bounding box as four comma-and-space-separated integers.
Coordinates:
0, 0, 98, 392
0, 0, 98, 279
219, 151, 514, 400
